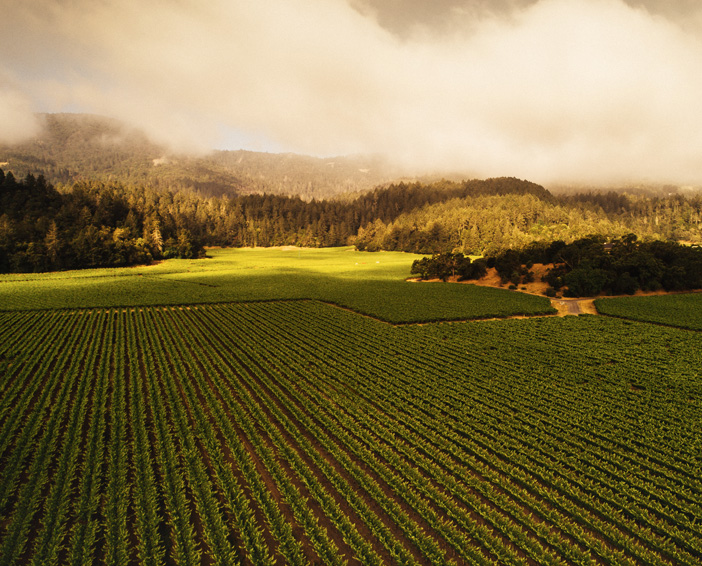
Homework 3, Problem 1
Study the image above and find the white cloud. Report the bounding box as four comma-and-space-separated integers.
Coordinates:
0, 81, 40, 144
1, 0, 702, 183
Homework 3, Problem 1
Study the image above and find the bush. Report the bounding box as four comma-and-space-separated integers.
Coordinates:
459, 258, 487, 280
564, 268, 609, 297
411, 252, 488, 282
609, 272, 638, 295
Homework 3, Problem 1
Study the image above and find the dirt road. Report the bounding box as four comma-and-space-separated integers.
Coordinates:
552, 298, 597, 316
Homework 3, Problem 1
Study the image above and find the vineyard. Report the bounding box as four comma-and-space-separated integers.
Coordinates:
0, 247, 554, 322
595, 293, 702, 330
1, 301, 701, 565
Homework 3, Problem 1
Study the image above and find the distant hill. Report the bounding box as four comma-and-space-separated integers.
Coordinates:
0, 113, 405, 199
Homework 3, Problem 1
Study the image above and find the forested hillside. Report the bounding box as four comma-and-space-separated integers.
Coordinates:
0, 113, 401, 199
2, 168, 702, 274
0, 170, 206, 272
355, 189, 702, 255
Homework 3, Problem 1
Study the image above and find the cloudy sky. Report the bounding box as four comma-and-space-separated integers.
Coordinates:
2, 0, 702, 184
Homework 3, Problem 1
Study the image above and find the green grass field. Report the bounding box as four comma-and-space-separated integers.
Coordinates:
595, 293, 702, 330
0, 247, 554, 322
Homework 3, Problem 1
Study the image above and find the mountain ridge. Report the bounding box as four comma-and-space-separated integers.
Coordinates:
0, 113, 409, 199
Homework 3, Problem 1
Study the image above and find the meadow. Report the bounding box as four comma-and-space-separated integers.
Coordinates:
0, 247, 554, 322
1, 248, 701, 565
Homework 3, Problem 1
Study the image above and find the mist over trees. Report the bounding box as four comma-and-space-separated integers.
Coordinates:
0, 113, 400, 200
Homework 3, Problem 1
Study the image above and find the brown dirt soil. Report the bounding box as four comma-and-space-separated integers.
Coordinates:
578, 299, 598, 314
551, 299, 598, 316
408, 265, 551, 296
469, 265, 553, 295
550, 301, 572, 317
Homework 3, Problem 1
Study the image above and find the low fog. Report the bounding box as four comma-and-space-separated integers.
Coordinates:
2, 0, 702, 185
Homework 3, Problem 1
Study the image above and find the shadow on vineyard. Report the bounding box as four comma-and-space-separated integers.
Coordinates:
0, 248, 555, 323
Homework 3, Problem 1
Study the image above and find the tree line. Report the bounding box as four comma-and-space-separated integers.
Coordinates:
0, 173, 554, 272
533, 235, 702, 296
355, 190, 702, 255
414, 235, 702, 297
0, 170, 204, 272
2, 168, 702, 276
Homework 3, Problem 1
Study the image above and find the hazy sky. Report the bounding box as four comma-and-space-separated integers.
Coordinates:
2, 0, 702, 184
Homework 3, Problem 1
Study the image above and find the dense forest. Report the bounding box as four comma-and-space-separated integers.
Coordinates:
355, 189, 702, 255
0, 170, 206, 272
0, 173, 548, 272
2, 167, 702, 274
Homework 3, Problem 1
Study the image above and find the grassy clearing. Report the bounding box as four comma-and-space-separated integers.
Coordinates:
0, 247, 554, 322
595, 293, 702, 330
